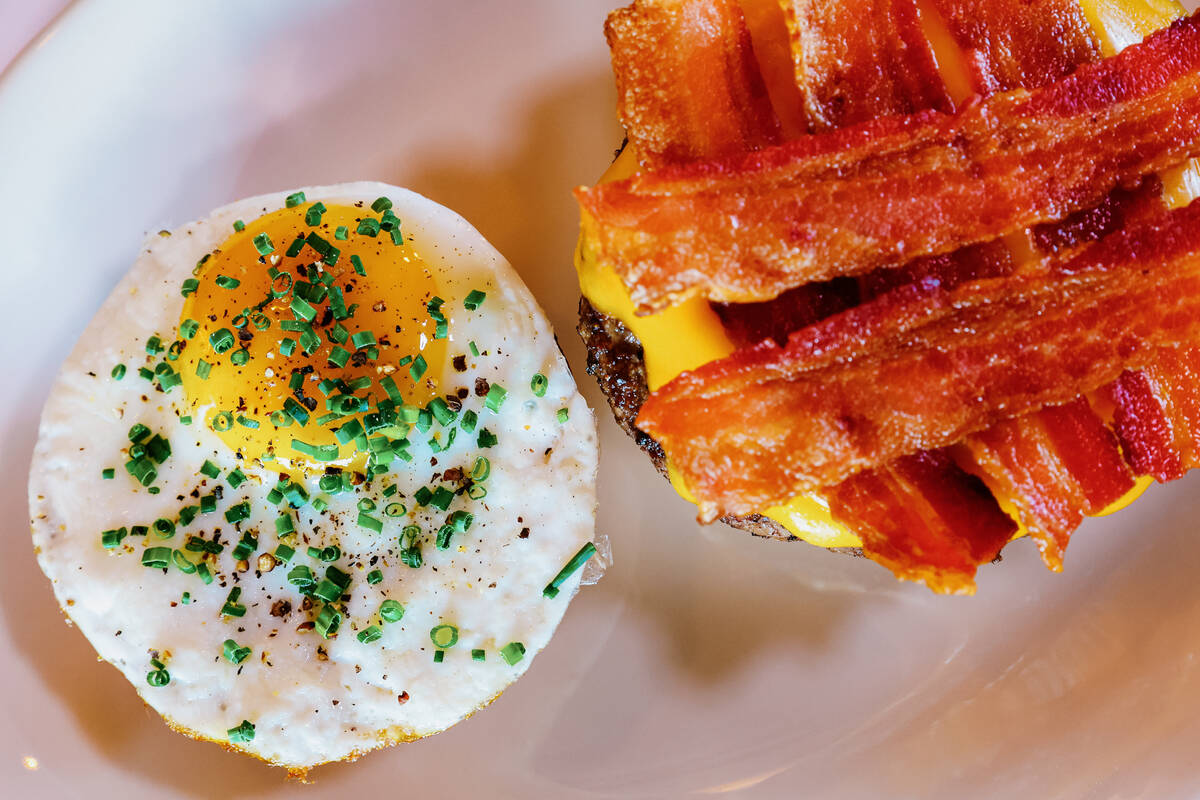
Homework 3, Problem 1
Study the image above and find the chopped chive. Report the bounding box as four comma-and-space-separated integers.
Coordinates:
221, 587, 247, 618
357, 512, 383, 533
180, 415, 193, 426
179, 319, 200, 339
181, 278, 199, 297
463, 289, 487, 310
279, 337, 297, 356
178, 505, 199, 527
358, 625, 383, 644
224, 502, 251, 524
196, 360, 212, 380
141, 547, 172, 569
460, 410, 478, 433
227, 720, 256, 743
146, 667, 171, 687
236, 414, 258, 429
233, 219, 246, 232
129, 423, 151, 443
356, 217, 380, 237
319, 545, 340, 562
291, 439, 340, 462
153, 518, 176, 539
290, 296, 316, 322
371, 196, 392, 213
209, 328, 235, 354
384, 502, 407, 518
211, 411, 235, 432
430, 487, 454, 511
215, 275, 240, 290
285, 235, 306, 258
472, 649, 486, 662
469, 341, 480, 357
111, 363, 126, 380
197, 562, 213, 584
543, 542, 599, 599
226, 468, 247, 488
328, 346, 350, 368
380, 599, 405, 623
433, 650, 445, 663
557, 408, 570, 423
530, 373, 548, 397
334, 225, 349, 241
101, 528, 127, 549
274, 543, 296, 563
313, 579, 343, 603
285, 191, 306, 208
499, 642, 526, 665
477, 429, 498, 448
101, 467, 115, 480
252, 232, 274, 256
350, 330, 376, 350
223, 639, 252, 664
230, 349, 250, 367
367, 569, 383, 585
409, 355, 427, 382
145, 335, 163, 355
435, 524, 454, 550
430, 625, 459, 648
470, 456, 490, 481
315, 605, 341, 639
305, 202, 326, 226
484, 384, 507, 412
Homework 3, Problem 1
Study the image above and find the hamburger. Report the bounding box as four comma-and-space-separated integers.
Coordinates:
574, 0, 1200, 592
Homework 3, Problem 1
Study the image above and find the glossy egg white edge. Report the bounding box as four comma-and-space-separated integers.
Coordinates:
28, 182, 600, 770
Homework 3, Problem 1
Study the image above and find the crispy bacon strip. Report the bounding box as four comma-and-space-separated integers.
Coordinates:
781, 0, 950, 131
578, 14, 1200, 313
606, 0, 781, 169
824, 449, 1017, 594
638, 198, 1200, 520
925, 0, 1101, 94
962, 399, 1133, 569
1103, 347, 1200, 482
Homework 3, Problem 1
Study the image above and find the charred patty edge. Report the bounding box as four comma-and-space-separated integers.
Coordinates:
578, 294, 866, 552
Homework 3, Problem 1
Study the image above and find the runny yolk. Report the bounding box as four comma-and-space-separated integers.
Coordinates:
178, 202, 446, 473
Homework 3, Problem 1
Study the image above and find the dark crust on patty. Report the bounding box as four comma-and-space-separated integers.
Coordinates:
579, 295, 857, 546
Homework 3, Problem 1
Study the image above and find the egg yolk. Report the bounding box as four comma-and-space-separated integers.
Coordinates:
178, 201, 446, 472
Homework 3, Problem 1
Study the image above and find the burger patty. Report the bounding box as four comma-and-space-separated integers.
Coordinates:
578, 295, 820, 544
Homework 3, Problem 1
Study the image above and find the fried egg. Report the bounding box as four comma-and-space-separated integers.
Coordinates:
29, 183, 599, 771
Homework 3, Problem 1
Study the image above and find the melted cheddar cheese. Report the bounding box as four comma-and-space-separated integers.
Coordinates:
577, 0, 1189, 547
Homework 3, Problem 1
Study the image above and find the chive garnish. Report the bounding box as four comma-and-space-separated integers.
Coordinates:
111, 364, 126, 380
101, 528, 126, 549
530, 373, 548, 397
141, 547, 172, 569
499, 642, 526, 665
367, 569, 383, 585
433, 650, 445, 663
463, 290, 486, 310
227, 720, 256, 743
315, 605, 341, 639
371, 196, 392, 213
252, 233, 275, 256
215, 275, 240, 290
409, 355, 427, 382
285, 191, 306, 208
484, 384, 507, 412
477, 429, 498, 448
543, 542, 598, 599
233, 219, 246, 232
472, 649, 486, 662
223, 639, 252, 664
379, 599, 405, 623
557, 408, 570, 423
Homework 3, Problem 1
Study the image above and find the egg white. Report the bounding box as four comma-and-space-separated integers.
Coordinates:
28, 183, 599, 770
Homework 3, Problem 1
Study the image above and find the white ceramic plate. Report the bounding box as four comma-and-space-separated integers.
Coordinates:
5, 1, 1200, 797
